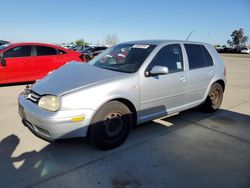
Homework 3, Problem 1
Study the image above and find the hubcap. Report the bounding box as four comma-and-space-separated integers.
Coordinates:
103, 112, 124, 137
211, 87, 220, 106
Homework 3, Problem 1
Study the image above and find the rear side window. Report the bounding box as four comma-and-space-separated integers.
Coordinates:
201, 46, 213, 66
184, 44, 213, 69
58, 50, 66, 55
150, 44, 184, 73
36, 46, 57, 56
3, 46, 31, 58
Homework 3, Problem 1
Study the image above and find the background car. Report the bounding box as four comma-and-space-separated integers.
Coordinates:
81, 46, 108, 61
72, 45, 90, 52
0, 40, 9, 46
241, 47, 250, 54
0, 42, 85, 84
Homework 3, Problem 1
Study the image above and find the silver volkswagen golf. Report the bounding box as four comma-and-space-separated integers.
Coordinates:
18, 40, 226, 150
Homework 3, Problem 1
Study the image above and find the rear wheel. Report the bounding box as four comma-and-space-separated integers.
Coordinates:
201, 82, 224, 112
89, 101, 132, 150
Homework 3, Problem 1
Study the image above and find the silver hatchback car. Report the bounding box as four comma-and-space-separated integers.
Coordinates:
18, 40, 226, 150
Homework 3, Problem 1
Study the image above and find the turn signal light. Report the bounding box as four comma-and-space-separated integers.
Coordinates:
71, 116, 85, 122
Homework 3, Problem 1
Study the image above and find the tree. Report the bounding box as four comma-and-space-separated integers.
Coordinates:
75, 39, 88, 46
227, 28, 248, 48
105, 34, 119, 46
214, 45, 221, 48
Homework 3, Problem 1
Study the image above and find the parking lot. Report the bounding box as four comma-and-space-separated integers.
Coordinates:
0, 54, 250, 188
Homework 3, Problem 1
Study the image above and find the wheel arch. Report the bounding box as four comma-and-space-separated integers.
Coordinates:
215, 79, 225, 91
88, 97, 138, 134
87, 98, 137, 150
109, 98, 137, 126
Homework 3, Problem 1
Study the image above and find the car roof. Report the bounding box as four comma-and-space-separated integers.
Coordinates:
8, 42, 61, 47
122, 39, 210, 46
1, 42, 71, 52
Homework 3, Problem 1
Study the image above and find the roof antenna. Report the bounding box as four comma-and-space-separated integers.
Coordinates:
186, 30, 195, 41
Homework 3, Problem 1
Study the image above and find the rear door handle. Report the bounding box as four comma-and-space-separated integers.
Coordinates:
180, 76, 186, 82
209, 71, 214, 76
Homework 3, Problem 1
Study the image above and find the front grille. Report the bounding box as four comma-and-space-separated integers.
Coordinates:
25, 90, 41, 103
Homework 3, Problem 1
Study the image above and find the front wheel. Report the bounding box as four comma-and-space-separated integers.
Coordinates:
201, 82, 224, 112
88, 101, 132, 150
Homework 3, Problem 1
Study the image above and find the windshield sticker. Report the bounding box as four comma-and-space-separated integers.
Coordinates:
132, 44, 150, 49
176, 62, 182, 69
173, 47, 180, 54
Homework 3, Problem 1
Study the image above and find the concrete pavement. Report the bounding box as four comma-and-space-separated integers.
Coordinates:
0, 54, 250, 188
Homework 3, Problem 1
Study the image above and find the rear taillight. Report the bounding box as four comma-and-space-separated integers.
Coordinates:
224, 67, 226, 76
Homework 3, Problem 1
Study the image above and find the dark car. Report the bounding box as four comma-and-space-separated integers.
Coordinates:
81, 46, 108, 61
0, 40, 9, 46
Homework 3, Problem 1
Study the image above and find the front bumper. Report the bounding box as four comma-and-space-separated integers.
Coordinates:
18, 94, 95, 141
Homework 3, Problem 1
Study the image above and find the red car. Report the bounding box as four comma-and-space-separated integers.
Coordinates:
0, 42, 85, 84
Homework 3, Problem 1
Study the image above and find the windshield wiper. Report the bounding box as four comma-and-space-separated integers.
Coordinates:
95, 65, 129, 73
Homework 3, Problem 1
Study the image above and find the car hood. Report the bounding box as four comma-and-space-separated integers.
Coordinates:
32, 62, 128, 96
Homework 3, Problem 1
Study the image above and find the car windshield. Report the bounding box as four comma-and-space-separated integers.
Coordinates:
82, 47, 94, 53
0, 43, 10, 50
89, 44, 156, 73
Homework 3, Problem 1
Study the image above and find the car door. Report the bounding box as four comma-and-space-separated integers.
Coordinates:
139, 44, 188, 120
31, 45, 68, 79
0, 45, 33, 84
184, 44, 215, 104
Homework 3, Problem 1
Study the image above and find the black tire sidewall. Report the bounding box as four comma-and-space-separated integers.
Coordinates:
89, 101, 132, 150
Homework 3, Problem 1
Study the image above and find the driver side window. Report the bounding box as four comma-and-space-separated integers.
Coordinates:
150, 44, 184, 73
3, 46, 32, 58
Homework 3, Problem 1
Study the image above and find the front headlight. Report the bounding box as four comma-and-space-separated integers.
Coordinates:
38, 95, 61, 112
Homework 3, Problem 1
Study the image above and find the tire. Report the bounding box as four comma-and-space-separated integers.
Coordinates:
84, 55, 91, 62
88, 101, 132, 150
201, 82, 224, 112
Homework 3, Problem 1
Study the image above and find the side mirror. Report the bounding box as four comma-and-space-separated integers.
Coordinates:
145, 65, 169, 77
0, 57, 6, 67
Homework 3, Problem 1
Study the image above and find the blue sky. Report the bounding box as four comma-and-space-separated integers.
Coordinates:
0, 0, 250, 45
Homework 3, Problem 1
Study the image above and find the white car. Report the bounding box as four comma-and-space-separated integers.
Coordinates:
241, 47, 250, 54
18, 40, 226, 150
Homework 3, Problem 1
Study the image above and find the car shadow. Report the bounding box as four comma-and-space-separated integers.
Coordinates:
0, 81, 35, 87
1, 108, 250, 187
